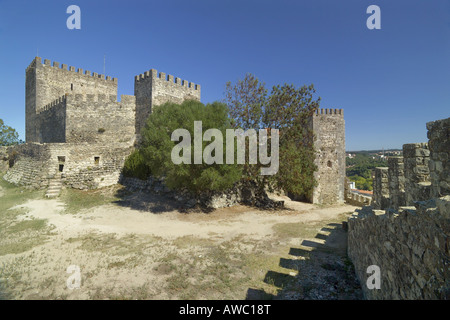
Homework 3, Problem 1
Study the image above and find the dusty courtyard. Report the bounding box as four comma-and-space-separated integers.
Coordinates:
0, 180, 363, 300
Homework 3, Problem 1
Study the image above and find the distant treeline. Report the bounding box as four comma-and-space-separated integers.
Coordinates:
346, 153, 388, 191
347, 149, 402, 154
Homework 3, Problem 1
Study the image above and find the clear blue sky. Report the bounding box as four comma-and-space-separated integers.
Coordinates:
0, 0, 449, 150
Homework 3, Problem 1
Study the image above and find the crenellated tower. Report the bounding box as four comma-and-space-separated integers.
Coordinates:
309, 108, 346, 205
25, 57, 118, 142
134, 69, 201, 135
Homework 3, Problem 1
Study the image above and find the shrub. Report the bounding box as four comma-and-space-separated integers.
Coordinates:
123, 150, 151, 180
140, 100, 242, 194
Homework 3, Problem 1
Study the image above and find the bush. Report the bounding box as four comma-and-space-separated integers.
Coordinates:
122, 149, 151, 180
140, 100, 242, 194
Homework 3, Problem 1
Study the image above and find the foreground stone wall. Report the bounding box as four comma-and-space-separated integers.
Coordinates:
372, 167, 389, 210
388, 157, 405, 210
348, 197, 449, 299
348, 117, 450, 300
403, 143, 431, 205
427, 118, 450, 198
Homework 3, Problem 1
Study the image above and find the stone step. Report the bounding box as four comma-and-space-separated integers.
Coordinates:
45, 177, 62, 198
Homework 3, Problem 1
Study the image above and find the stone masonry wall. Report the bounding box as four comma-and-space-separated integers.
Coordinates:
4, 142, 134, 190
372, 167, 389, 210
3, 143, 52, 189
65, 94, 135, 144
347, 197, 449, 299
0, 146, 9, 172
26, 57, 118, 142
388, 157, 406, 210
52, 143, 133, 189
34, 96, 67, 143
347, 117, 450, 300
427, 118, 450, 198
134, 69, 201, 136
310, 108, 345, 205
403, 143, 431, 206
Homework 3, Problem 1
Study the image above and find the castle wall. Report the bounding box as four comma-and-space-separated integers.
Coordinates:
3, 143, 52, 189
403, 143, 431, 205
65, 94, 136, 144
134, 69, 201, 135
4, 142, 134, 190
372, 167, 389, 210
35, 96, 67, 143
310, 108, 345, 205
25, 64, 38, 142
347, 198, 449, 299
347, 117, 450, 300
47, 143, 134, 189
388, 157, 405, 210
0, 146, 8, 172
427, 118, 450, 198
25, 57, 118, 142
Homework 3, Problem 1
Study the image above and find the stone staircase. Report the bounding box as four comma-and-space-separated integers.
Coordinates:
45, 174, 62, 198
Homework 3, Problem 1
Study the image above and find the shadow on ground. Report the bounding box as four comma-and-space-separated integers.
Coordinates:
246, 222, 364, 300
113, 188, 181, 214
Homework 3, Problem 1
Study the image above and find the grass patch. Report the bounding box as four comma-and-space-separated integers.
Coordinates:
0, 176, 53, 255
0, 176, 43, 212
272, 222, 319, 240
172, 235, 215, 249
8, 219, 47, 233
66, 232, 159, 256
59, 185, 123, 214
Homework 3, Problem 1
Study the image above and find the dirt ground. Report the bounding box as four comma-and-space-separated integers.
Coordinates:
0, 182, 363, 300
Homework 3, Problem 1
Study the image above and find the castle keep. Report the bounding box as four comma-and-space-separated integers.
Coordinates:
4, 56, 345, 205
4, 57, 200, 191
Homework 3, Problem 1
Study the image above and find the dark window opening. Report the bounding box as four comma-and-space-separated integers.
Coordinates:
327, 160, 332, 168
94, 157, 100, 165
71, 83, 73, 91
59, 164, 64, 172
58, 156, 65, 163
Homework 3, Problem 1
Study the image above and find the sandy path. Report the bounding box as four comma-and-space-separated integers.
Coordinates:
2, 194, 359, 300
12, 196, 356, 241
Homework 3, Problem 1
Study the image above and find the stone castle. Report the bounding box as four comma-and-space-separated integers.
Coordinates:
3, 56, 345, 205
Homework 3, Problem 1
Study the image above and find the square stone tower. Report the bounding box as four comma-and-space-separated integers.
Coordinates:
310, 108, 346, 205
25, 57, 118, 143
134, 69, 201, 135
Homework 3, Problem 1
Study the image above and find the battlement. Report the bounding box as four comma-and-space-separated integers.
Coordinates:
135, 69, 200, 91
314, 108, 344, 116
28, 57, 117, 83
65, 93, 135, 105
37, 95, 66, 114
69, 93, 118, 103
